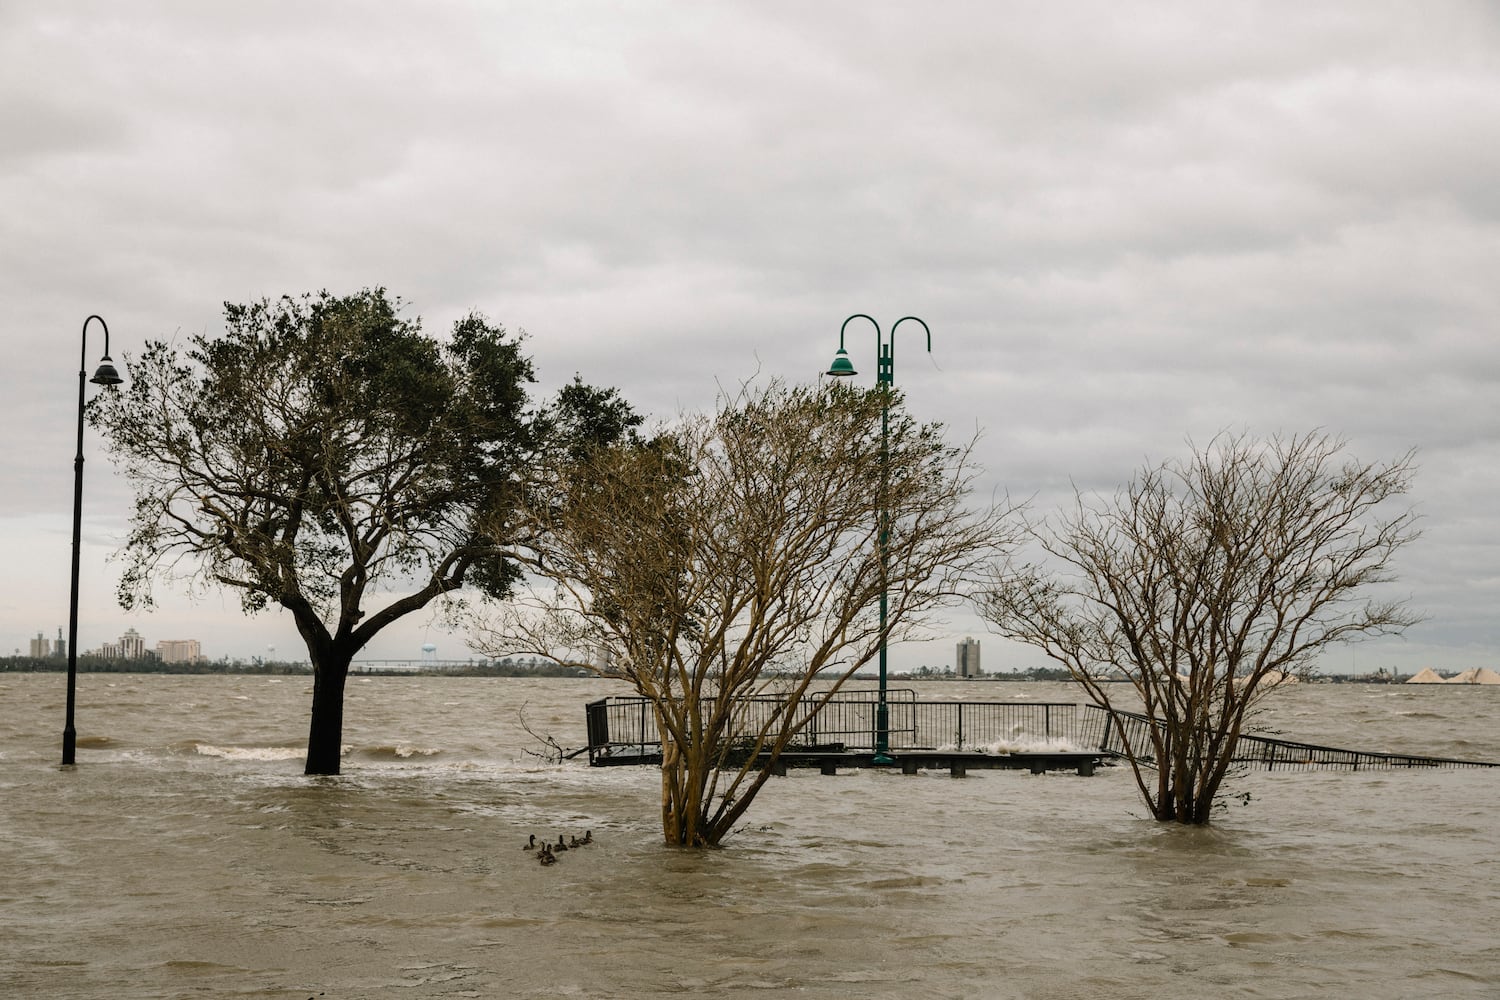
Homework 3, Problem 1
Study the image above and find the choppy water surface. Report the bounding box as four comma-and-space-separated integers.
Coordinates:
2, 674, 1497, 999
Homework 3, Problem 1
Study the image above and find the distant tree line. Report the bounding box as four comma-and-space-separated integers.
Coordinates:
2, 655, 310, 675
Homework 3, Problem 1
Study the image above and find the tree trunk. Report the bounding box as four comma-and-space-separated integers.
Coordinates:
661, 743, 708, 846
304, 650, 352, 775
1154, 739, 1231, 825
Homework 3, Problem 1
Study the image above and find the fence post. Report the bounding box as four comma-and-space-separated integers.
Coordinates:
585, 699, 609, 764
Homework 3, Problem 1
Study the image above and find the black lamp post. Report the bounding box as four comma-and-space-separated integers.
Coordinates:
63, 315, 123, 766
826, 313, 931, 764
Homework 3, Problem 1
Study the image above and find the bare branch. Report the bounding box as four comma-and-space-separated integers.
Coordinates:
978, 430, 1421, 824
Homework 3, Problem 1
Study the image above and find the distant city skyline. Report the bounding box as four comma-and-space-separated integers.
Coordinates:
16, 626, 203, 665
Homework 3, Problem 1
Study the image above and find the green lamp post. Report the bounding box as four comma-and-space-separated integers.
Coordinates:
826, 313, 931, 764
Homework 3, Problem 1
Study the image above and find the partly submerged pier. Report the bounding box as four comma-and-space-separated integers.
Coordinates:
583, 690, 1499, 775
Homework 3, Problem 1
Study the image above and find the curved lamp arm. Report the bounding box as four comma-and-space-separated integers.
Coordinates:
887, 316, 932, 375
81, 315, 123, 386
828, 313, 881, 377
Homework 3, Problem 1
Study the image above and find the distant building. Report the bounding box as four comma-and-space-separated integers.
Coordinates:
956, 636, 981, 678
29, 631, 51, 657
55, 627, 66, 659
98, 628, 150, 660
119, 628, 147, 659
156, 639, 202, 665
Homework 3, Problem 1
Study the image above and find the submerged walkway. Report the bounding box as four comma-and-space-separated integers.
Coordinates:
583, 691, 1499, 775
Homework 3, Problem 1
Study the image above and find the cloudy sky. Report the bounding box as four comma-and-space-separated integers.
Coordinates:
3, 1, 1496, 674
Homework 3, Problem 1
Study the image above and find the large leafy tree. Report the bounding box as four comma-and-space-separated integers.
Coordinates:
978, 432, 1421, 824
94, 289, 636, 774
475, 380, 1014, 846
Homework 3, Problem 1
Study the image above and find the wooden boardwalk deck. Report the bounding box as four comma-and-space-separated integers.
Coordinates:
766, 749, 1108, 777
589, 745, 1109, 777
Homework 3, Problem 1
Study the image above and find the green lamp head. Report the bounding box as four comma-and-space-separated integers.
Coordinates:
827, 347, 857, 377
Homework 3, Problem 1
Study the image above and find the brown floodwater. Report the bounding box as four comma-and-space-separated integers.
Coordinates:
2, 673, 1497, 999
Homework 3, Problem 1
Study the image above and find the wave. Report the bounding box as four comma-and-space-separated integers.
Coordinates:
935, 736, 1081, 754
358, 744, 445, 760
192, 742, 306, 762
187, 740, 447, 762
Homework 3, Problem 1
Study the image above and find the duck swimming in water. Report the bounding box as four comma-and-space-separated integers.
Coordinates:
555, 834, 569, 852
538, 845, 556, 866
522, 834, 537, 851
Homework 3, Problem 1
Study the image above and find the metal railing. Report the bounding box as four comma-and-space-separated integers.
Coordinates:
585, 692, 1091, 764
888, 700, 1087, 750
585, 695, 1497, 770
1090, 706, 1499, 771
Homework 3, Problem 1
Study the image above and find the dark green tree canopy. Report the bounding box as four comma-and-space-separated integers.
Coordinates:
94, 288, 638, 773
99, 289, 543, 622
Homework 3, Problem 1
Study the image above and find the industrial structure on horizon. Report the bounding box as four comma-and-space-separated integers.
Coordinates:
956, 636, 981, 678
29, 628, 66, 658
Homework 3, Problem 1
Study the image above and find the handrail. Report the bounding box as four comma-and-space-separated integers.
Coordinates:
583, 695, 1499, 770
1088, 705, 1499, 770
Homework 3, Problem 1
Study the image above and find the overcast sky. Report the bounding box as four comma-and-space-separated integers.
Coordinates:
3, 1, 1496, 674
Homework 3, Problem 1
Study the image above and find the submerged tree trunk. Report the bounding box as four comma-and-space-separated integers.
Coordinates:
654, 704, 807, 847
660, 731, 713, 846
304, 649, 353, 776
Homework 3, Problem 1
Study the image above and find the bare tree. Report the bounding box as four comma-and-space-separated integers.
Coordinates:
472, 380, 1014, 846
978, 432, 1421, 824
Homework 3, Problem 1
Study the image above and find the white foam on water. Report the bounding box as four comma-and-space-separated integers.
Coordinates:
193, 743, 306, 762
935, 736, 1083, 754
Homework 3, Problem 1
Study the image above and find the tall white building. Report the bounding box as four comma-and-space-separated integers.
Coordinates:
119, 628, 147, 659
29, 632, 51, 657
956, 636, 981, 677
100, 628, 149, 660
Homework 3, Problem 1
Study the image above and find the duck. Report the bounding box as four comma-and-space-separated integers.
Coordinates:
538, 845, 556, 866
555, 834, 569, 852
581, 830, 593, 845
568, 835, 582, 848
522, 833, 537, 851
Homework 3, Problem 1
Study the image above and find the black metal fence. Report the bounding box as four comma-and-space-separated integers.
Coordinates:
1092, 706, 1499, 771
585, 694, 1498, 770
585, 691, 1094, 764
